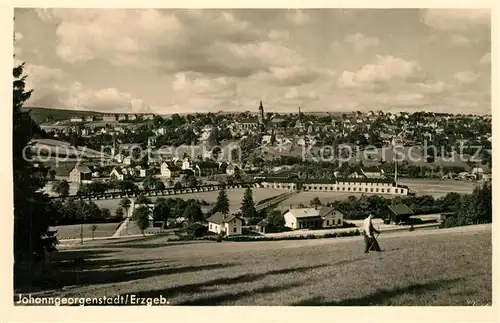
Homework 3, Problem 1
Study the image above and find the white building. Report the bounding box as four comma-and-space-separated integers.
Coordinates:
70, 116, 83, 123
181, 158, 192, 170
283, 206, 344, 230
68, 166, 92, 183
160, 162, 181, 178
110, 168, 124, 181
123, 156, 132, 165
206, 213, 243, 236
259, 178, 409, 196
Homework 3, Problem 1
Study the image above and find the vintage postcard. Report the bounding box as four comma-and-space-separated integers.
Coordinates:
4, 3, 497, 323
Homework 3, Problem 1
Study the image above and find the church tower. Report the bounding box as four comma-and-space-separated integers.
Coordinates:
258, 100, 265, 132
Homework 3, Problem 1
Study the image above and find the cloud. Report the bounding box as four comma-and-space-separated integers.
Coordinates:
480, 52, 491, 64
172, 72, 237, 96
420, 9, 490, 31
454, 71, 480, 85
250, 66, 335, 86
338, 55, 424, 90
449, 34, 479, 46
66, 83, 148, 113
22, 63, 148, 112
36, 9, 181, 65
14, 32, 23, 41
268, 29, 290, 41
415, 81, 447, 94
285, 9, 312, 25
36, 9, 312, 80
283, 87, 319, 101
344, 33, 380, 51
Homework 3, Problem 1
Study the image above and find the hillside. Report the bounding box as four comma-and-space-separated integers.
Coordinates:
21, 107, 104, 124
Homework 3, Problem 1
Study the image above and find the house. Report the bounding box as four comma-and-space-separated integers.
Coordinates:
361, 167, 384, 179
181, 158, 192, 170
160, 162, 181, 178
283, 208, 324, 230
114, 153, 124, 163
226, 164, 239, 176
195, 161, 219, 177
85, 116, 95, 122
69, 166, 92, 183
383, 204, 414, 224
283, 206, 344, 230
70, 116, 83, 123
319, 207, 344, 227
206, 213, 243, 236
123, 156, 132, 165
128, 114, 137, 121
139, 169, 147, 178
110, 168, 124, 180
103, 114, 117, 122
118, 114, 128, 121
261, 135, 272, 145
256, 219, 270, 234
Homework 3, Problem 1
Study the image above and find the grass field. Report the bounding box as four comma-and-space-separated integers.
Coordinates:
398, 179, 478, 196
54, 222, 122, 240
93, 187, 284, 215
24, 224, 492, 306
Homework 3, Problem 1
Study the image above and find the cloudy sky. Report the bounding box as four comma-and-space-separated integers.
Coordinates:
14, 8, 491, 115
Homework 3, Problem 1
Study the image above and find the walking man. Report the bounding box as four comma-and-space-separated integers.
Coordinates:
363, 213, 381, 253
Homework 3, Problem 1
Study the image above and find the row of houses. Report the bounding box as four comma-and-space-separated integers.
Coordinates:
70, 113, 156, 123
203, 203, 415, 237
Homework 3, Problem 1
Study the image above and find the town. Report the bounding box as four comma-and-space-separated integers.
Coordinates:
11, 7, 493, 311
24, 100, 491, 239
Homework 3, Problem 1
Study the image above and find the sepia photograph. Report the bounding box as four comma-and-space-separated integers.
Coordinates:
10, 7, 493, 309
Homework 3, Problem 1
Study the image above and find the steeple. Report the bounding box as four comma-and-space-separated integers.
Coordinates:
258, 100, 265, 131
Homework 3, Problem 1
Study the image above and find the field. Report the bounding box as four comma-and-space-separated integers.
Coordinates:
93, 187, 284, 215
398, 179, 478, 196
22, 224, 491, 306
54, 222, 122, 240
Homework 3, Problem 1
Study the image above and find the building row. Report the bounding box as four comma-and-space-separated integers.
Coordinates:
258, 177, 410, 196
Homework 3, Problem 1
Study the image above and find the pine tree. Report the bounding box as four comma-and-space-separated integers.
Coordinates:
213, 188, 230, 215
13, 61, 56, 271
240, 187, 257, 219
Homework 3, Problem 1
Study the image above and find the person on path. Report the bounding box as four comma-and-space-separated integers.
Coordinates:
363, 214, 381, 253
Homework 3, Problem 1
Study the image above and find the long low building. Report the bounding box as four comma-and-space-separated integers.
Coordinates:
258, 176, 409, 196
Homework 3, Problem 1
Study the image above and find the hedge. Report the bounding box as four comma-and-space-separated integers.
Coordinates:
197, 229, 361, 242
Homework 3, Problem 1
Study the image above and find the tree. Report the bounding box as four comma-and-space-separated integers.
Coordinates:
462, 182, 491, 225
133, 205, 151, 236
154, 180, 166, 190
267, 209, 285, 233
183, 200, 204, 225
154, 198, 170, 229
173, 181, 182, 190
240, 187, 257, 219
119, 198, 131, 217
213, 188, 230, 215
115, 207, 124, 219
310, 197, 322, 208
13, 61, 57, 271
142, 175, 157, 191
48, 169, 56, 181
52, 180, 70, 197
91, 224, 98, 240
136, 193, 152, 205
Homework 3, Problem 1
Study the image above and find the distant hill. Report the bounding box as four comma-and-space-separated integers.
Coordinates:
21, 107, 104, 124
